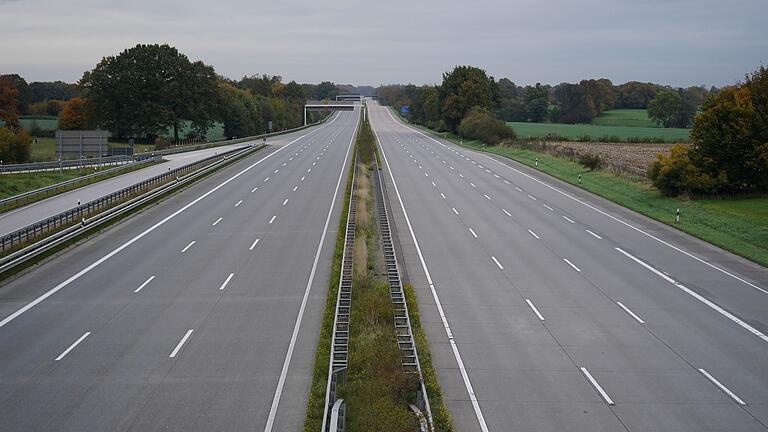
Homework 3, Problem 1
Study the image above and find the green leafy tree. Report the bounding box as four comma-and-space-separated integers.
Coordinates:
690, 66, 768, 193
439, 65, 495, 132
553, 83, 594, 123
218, 82, 263, 138
616, 81, 659, 108
313, 81, 339, 100
523, 83, 549, 122
648, 90, 695, 128
81, 44, 219, 141
28, 81, 80, 103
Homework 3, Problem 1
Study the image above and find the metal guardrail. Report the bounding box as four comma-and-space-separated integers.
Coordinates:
0, 144, 263, 274
0, 158, 157, 212
373, 155, 434, 430
0, 155, 135, 174
322, 154, 358, 432
0, 143, 256, 256
0, 114, 333, 175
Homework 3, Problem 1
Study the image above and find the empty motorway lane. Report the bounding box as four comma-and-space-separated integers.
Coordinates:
369, 101, 768, 432
0, 110, 358, 431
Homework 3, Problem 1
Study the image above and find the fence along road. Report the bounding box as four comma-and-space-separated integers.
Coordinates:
368, 101, 768, 432
0, 124, 327, 238
0, 110, 358, 431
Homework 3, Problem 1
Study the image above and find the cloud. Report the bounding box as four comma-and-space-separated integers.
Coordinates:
0, 0, 765, 87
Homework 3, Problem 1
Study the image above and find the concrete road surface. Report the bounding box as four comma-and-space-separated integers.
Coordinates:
369, 101, 768, 432
0, 110, 358, 431
0, 126, 324, 238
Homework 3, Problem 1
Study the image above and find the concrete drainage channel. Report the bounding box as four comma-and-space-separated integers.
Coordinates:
0, 144, 265, 275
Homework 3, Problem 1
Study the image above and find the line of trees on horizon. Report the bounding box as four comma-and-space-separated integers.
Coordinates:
1, 43, 377, 163
377, 64, 767, 197
377, 77, 716, 129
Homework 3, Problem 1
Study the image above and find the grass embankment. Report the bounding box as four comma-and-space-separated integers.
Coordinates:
425, 127, 768, 267
508, 121, 690, 142
0, 161, 163, 213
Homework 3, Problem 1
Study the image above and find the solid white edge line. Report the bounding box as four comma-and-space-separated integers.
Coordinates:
250, 238, 260, 251
386, 108, 767, 296
580, 367, 615, 405
134, 275, 155, 293
563, 258, 581, 272
616, 301, 646, 324
181, 241, 196, 253
169, 329, 194, 358
491, 256, 504, 270
615, 247, 768, 343
525, 299, 545, 321
698, 368, 747, 405
55, 331, 91, 361
527, 229, 540, 239
263, 110, 357, 432
218, 273, 235, 290
0, 120, 337, 331
374, 108, 490, 432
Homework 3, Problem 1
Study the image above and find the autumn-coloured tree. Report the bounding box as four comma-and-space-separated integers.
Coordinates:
58, 98, 90, 130
0, 127, 31, 163
0, 75, 20, 130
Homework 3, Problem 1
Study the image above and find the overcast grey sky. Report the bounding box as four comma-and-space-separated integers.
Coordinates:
1, 0, 765, 87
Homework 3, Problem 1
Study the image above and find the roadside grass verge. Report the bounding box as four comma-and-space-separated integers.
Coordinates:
408, 121, 768, 268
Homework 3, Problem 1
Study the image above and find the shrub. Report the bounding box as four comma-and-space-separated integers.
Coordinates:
576, 134, 593, 142
0, 127, 32, 163
458, 107, 516, 145
578, 153, 602, 171
648, 144, 719, 196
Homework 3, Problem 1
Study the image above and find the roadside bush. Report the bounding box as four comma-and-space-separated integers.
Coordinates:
576, 134, 593, 142
648, 144, 720, 196
0, 127, 32, 163
154, 136, 171, 150
578, 153, 602, 171
458, 107, 516, 145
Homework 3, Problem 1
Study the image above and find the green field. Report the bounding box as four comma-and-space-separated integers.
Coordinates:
20, 116, 58, 131
592, 109, 659, 127
508, 121, 690, 142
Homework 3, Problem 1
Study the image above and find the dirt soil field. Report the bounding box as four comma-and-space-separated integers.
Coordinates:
523, 141, 679, 177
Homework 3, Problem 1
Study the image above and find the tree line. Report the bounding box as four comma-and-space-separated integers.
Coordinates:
378, 76, 715, 128
1, 43, 347, 163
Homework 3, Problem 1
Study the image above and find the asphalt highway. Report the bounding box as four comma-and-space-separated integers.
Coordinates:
0, 110, 358, 431
369, 101, 768, 432
0, 128, 321, 238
